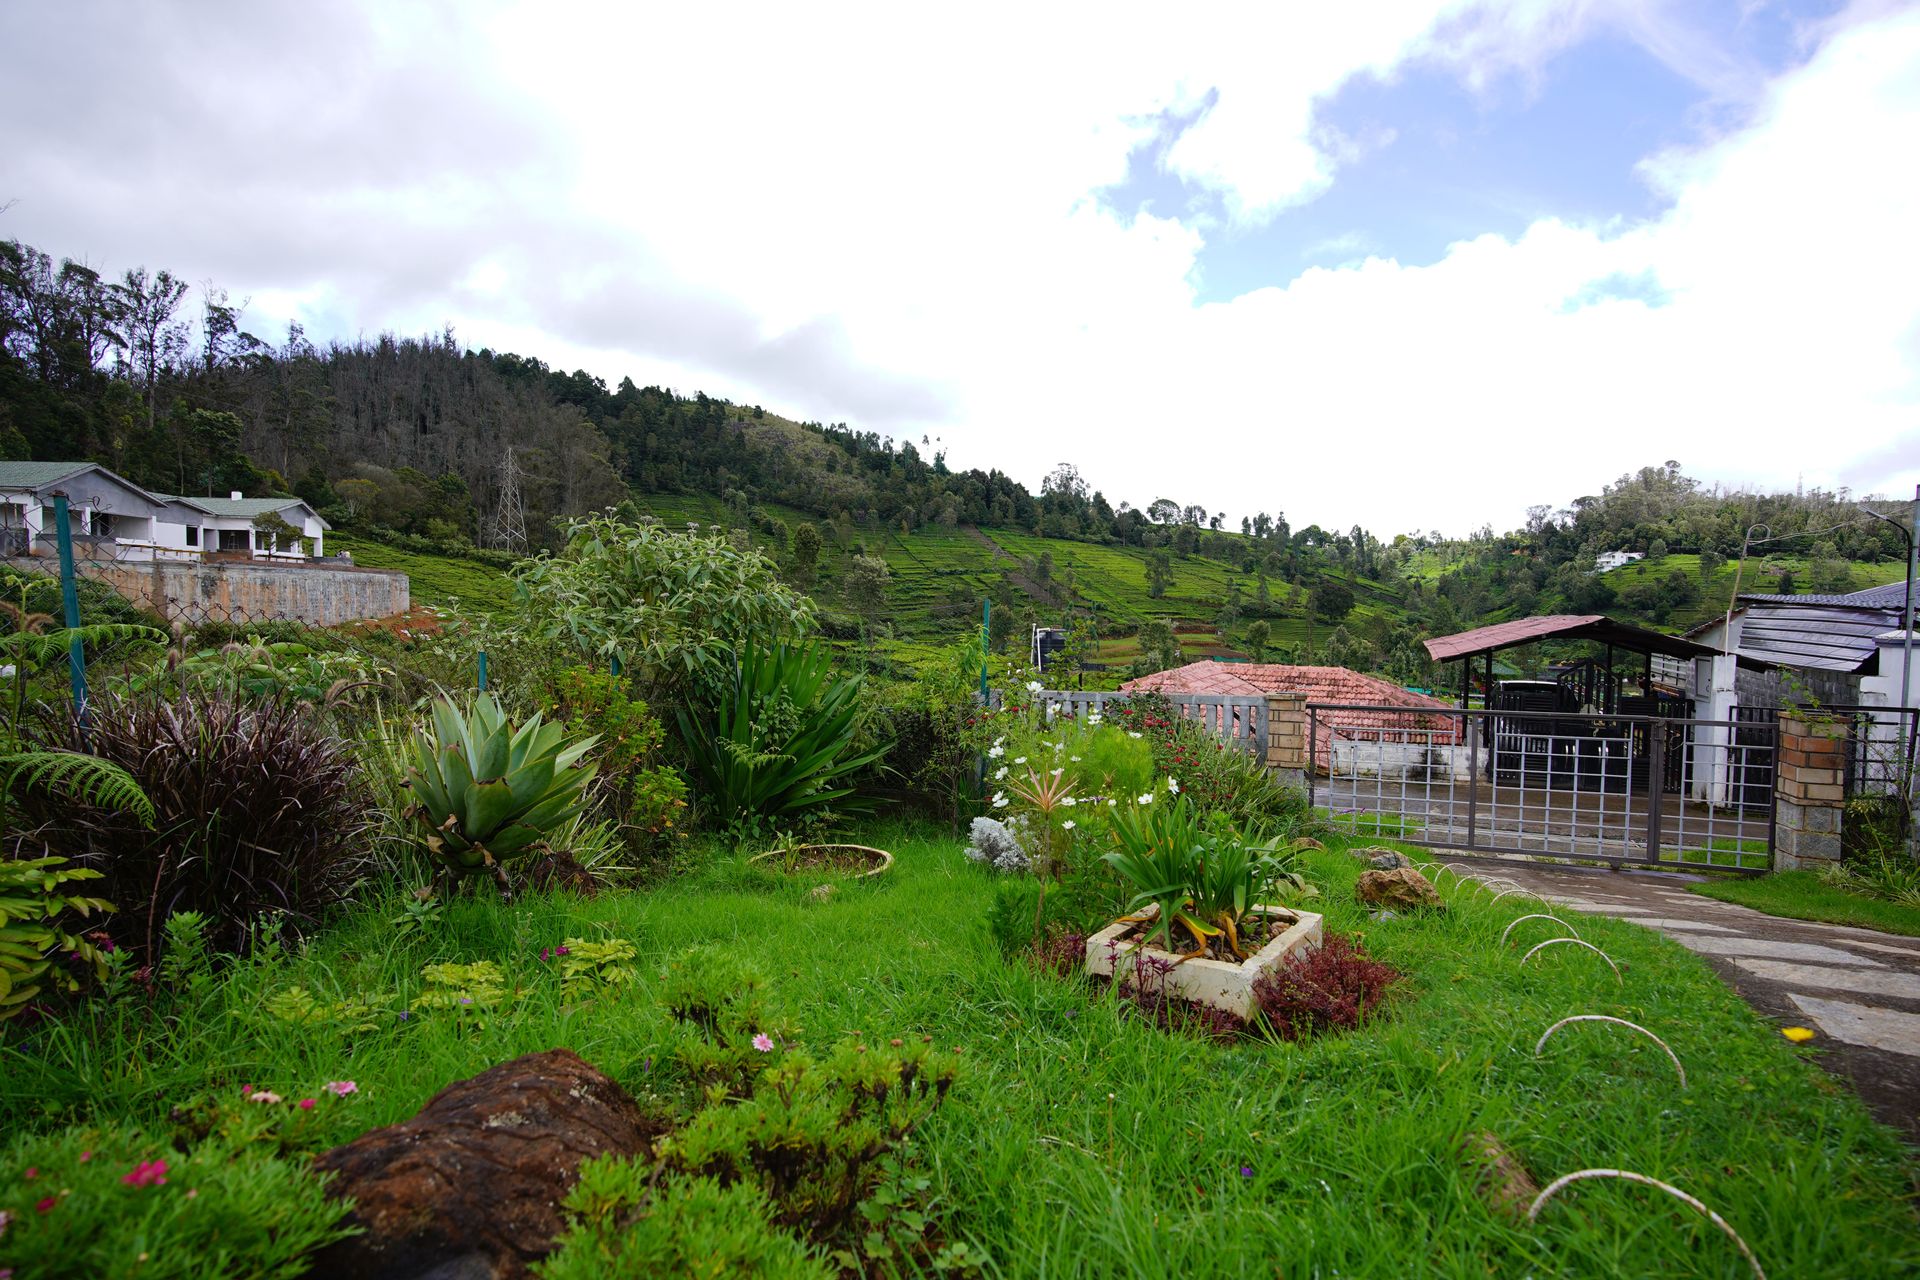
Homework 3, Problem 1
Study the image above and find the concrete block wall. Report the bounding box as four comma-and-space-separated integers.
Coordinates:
1774, 711, 1848, 868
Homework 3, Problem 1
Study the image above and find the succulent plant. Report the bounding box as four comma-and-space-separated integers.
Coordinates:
404, 693, 599, 895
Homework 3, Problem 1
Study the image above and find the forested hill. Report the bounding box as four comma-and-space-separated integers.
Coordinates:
1, 233, 1909, 678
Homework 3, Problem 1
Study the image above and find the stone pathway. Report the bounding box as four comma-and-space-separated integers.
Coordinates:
1451, 859, 1920, 1145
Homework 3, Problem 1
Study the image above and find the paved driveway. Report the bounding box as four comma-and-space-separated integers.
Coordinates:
1453, 859, 1920, 1146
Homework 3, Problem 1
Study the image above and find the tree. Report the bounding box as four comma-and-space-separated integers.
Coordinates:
1244, 619, 1270, 660
843, 554, 891, 630
1310, 579, 1354, 622
1146, 498, 1181, 525
1131, 619, 1181, 676
1145, 549, 1172, 599
788, 522, 822, 586
1647, 537, 1668, 560
1697, 546, 1724, 582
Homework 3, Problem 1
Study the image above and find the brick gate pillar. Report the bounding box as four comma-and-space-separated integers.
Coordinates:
1266, 692, 1308, 789
1774, 709, 1848, 869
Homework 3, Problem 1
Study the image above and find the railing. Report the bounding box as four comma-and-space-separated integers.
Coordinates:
990, 688, 1269, 755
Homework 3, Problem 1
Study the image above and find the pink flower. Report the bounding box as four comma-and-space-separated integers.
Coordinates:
554, 945, 570, 956
76, 1151, 92, 1164
35, 1197, 55, 1214
184, 1189, 198, 1200
297, 1098, 316, 1111
21, 1168, 35, 1181
121, 1160, 168, 1188
325, 1081, 358, 1097
751, 1033, 775, 1053
247, 1090, 282, 1105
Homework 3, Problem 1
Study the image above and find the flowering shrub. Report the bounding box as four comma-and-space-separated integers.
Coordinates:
0, 1120, 350, 1276
1250, 934, 1403, 1040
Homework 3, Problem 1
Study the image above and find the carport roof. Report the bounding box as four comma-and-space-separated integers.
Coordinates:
1423, 614, 1721, 663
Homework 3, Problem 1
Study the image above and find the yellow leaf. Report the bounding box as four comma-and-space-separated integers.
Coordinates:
1782, 1026, 1816, 1043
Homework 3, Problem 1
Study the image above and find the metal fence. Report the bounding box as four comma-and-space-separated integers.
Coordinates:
994, 688, 1269, 755
1307, 703, 1776, 872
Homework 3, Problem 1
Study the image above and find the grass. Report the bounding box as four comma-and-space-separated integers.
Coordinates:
329, 535, 518, 613
4, 825, 1915, 1277
1690, 869, 1920, 938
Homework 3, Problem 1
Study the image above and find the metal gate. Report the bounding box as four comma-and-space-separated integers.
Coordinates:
1307, 703, 1775, 872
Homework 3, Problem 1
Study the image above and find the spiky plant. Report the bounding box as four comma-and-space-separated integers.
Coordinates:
23, 691, 371, 958
402, 693, 599, 898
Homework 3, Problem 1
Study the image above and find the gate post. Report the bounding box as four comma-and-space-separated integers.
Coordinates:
1265, 691, 1308, 789
1774, 709, 1848, 869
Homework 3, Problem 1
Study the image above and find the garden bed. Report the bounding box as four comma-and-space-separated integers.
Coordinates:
748, 843, 893, 878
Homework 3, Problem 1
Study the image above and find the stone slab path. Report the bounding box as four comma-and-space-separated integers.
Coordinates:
1451, 859, 1920, 1146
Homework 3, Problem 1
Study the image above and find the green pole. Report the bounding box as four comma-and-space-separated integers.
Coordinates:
610, 653, 623, 679
477, 649, 488, 691
50, 492, 88, 719
979, 598, 990, 703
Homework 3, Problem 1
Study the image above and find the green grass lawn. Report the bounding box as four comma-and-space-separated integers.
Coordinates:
1690, 869, 1920, 938
5, 828, 1914, 1277
329, 535, 518, 614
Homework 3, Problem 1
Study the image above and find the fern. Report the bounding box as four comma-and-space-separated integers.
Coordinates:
0, 751, 156, 826
0, 622, 168, 672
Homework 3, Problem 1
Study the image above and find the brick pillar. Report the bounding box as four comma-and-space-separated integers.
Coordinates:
1266, 692, 1308, 789
1774, 710, 1848, 869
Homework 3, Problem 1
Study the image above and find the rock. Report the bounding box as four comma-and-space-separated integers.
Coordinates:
1354, 867, 1444, 912
808, 882, 836, 903
1360, 847, 1413, 870
309, 1049, 661, 1280
1462, 1130, 1540, 1222
1369, 910, 1399, 922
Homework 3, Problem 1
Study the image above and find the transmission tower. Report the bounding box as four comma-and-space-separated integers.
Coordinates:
492, 445, 528, 552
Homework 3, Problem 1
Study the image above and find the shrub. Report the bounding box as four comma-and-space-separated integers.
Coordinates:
675, 642, 888, 835
541, 1165, 830, 1280
511, 513, 813, 699
1105, 946, 1247, 1043
965, 816, 1027, 872
0, 855, 114, 1020
1250, 934, 1403, 1040
28, 691, 371, 958
0, 1120, 352, 1278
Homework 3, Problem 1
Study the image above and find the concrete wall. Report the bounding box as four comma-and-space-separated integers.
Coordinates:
14, 558, 408, 626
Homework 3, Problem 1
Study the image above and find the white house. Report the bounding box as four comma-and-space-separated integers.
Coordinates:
1593, 550, 1645, 573
0, 461, 328, 561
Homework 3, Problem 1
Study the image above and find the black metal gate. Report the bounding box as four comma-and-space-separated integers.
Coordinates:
1306, 703, 1775, 872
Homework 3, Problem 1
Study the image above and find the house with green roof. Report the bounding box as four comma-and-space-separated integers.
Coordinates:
0, 461, 328, 561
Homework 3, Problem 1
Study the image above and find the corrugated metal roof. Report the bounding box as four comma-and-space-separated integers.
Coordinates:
1739, 582, 1908, 609
1736, 603, 1900, 672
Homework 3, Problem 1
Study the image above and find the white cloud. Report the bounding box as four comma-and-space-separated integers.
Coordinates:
2, 0, 1915, 535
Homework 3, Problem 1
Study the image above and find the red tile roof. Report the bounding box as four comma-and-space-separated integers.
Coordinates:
1120, 662, 1459, 771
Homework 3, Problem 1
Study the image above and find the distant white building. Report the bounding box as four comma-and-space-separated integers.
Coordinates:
1593, 550, 1645, 573
0, 461, 328, 561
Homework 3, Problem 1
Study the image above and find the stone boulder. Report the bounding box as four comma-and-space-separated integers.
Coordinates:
1354, 866, 1444, 912
1359, 847, 1413, 870
309, 1048, 660, 1280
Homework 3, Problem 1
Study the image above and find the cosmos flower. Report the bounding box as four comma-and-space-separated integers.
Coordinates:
752, 1033, 775, 1052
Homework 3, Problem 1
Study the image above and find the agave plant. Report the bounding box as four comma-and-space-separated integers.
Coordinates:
403, 693, 599, 896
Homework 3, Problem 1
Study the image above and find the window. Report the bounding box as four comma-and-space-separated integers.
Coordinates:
185, 526, 199, 548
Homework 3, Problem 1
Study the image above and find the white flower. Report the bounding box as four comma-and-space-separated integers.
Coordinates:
1014, 756, 1027, 765
987, 745, 1004, 759
1026, 680, 1043, 693
1137, 793, 1154, 805
1063, 820, 1076, 830
1088, 712, 1102, 725
993, 766, 1008, 781
1070, 755, 1082, 762
1051, 768, 1063, 778
1167, 777, 1180, 794
1061, 796, 1076, 806
991, 791, 1008, 808
994, 736, 1006, 748
1108, 798, 1118, 807
1128, 731, 1143, 739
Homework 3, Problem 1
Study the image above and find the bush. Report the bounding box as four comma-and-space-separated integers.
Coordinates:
1250, 934, 1402, 1040
675, 642, 888, 837
0, 1120, 352, 1278
26, 691, 372, 958
965, 816, 1027, 873
541, 1166, 830, 1279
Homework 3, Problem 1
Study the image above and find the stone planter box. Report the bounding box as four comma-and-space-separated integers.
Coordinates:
1085, 904, 1324, 1019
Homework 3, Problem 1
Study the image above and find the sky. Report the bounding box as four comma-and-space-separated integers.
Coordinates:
3, 0, 1917, 537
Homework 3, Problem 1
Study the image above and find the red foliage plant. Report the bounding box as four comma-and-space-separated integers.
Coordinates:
1251, 933, 1403, 1040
